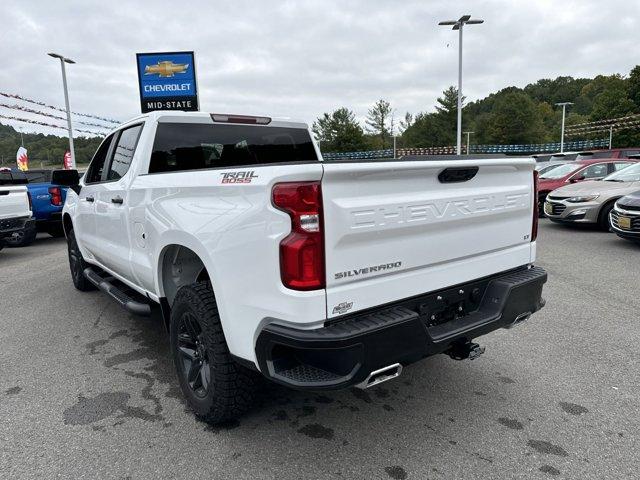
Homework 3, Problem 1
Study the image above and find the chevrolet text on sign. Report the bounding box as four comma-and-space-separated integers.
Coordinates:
136, 51, 199, 113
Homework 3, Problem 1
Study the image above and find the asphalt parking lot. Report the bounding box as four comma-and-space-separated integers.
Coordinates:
1, 220, 639, 479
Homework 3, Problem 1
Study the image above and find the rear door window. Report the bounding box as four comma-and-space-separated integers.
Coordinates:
106, 124, 143, 181
149, 123, 318, 174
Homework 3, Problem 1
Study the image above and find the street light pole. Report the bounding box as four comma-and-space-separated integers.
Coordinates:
609, 125, 613, 150
439, 15, 484, 155
48, 53, 76, 168
463, 131, 474, 154
555, 102, 573, 153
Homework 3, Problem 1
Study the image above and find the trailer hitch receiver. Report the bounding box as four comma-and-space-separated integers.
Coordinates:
446, 341, 485, 361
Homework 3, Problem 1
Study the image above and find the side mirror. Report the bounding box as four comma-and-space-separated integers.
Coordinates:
570, 175, 585, 183
51, 169, 81, 194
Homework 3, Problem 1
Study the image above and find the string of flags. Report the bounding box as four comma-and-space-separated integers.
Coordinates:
0, 113, 106, 136
0, 102, 111, 131
0, 91, 119, 124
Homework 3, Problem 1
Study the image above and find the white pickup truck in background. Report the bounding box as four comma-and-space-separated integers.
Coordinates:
0, 169, 34, 251
56, 111, 547, 424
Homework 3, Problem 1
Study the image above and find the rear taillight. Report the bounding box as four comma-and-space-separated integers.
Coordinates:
272, 182, 325, 290
49, 186, 62, 206
532, 170, 539, 242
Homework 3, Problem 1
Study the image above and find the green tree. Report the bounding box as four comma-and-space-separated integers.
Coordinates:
365, 99, 393, 149
487, 92, 545, 144
312, 108, 367, 153
398, 112, 414, 133
628, 65, 640, 109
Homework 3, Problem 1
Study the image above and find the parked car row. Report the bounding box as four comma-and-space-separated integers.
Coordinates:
537, 154, 640, 244
537, 158, 638, 215
0, 167, 69, 250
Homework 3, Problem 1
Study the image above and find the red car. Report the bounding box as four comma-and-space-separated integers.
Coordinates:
575, 148, 640, 160
538, 158, 639, 215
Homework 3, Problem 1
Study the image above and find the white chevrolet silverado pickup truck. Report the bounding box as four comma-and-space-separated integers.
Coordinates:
0, 169, 34, 251
57, 111, 547, 424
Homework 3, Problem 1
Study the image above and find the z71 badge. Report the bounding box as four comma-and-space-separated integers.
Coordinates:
332, 302, 353, 315
220, 171, 258, 184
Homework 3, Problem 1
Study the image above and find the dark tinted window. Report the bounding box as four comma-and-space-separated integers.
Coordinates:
149, 123, 318, 174
107, 124, 142, 180
85, 134, 115, 183
25, 170, 52, 183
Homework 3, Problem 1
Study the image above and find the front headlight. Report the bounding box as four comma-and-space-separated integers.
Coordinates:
566, 195, 599, 203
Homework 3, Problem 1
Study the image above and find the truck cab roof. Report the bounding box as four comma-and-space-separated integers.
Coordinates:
117, 111, 309, 132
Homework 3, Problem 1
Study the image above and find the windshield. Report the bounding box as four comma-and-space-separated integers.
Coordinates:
603, 163, 640, 182
539, 163, 581, 179
536, 163, 564, 175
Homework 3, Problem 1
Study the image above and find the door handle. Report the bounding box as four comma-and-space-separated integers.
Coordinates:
111, 196, 124, 204
438, 167, 479, 183
85, 196, 95, 202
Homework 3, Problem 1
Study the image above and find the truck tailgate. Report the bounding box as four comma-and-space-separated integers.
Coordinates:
0, 186, 30, 220
321, 158, 535, 319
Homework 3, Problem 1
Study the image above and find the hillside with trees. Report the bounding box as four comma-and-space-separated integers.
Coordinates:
0, 123, 102, 168
314, 65, 640, 152
3, 66, 640, 166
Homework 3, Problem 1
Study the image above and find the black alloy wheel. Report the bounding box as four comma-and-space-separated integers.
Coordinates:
169, 282, 257, 424
67, 229, 95, 291
176, 311, 211, 398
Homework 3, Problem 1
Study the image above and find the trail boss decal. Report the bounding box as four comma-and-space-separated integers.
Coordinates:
334, 261, 402, 280
220, 171, 258, 184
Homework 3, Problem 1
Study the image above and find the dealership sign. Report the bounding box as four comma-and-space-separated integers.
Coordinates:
136, 51, 199, 113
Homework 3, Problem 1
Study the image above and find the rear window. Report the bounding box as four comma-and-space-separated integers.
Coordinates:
576, 151, 614, 161
25, 170, 53, 183
0, 170, 28, 185
149, 123, 318, 174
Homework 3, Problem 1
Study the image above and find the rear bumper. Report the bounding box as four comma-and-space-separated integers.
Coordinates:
255, 265, 547, 390
0, 216, 35, 238
35, 212, 62, 230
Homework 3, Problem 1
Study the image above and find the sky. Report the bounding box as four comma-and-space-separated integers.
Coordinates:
1, 0, 639, 137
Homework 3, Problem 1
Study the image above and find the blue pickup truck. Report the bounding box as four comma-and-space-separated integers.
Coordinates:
4, 169, 67, 246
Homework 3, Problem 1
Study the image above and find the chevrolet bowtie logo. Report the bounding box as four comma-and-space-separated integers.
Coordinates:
144, 60, 189, 77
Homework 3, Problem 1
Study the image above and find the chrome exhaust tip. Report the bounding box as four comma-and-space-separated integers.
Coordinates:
505, 311, 532, 329
355, 363, 403, 389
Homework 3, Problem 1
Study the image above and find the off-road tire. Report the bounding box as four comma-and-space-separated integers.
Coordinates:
170, 282, 257, 424
4, 224, 37, 247
67, 228, 95, 291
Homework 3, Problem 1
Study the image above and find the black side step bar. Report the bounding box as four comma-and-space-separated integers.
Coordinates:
83, 268, 151, 316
